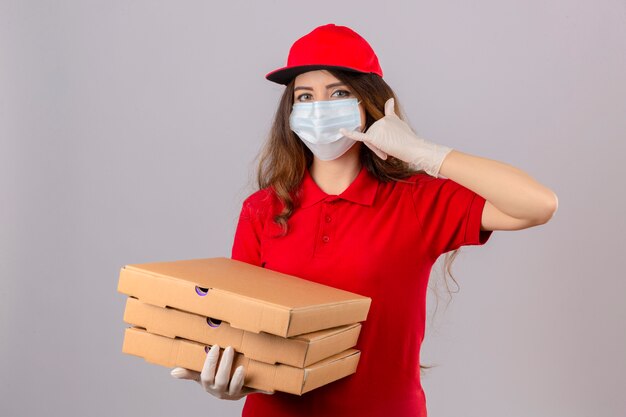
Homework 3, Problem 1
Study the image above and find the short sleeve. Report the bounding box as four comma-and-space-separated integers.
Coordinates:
231, 197, 263, 266
411, 176, 493, 258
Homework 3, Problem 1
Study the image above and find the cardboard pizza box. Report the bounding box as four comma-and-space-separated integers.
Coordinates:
123, 297, 362, 368
122, 327, 360, 395
117, 257, 371, 337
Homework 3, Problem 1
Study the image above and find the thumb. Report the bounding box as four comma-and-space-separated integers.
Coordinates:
384, 98, 396, 117
363, 141, 388, 160
340, 128, 370, 143
340, 128, 387, 160
171, 367, 201, 381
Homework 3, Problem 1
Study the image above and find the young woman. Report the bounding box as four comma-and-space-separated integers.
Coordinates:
171, 23, 558, 417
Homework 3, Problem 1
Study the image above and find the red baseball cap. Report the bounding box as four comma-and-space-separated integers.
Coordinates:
265, 23, 383, 85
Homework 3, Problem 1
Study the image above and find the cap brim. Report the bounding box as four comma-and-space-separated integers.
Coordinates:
265, 65, 368, 85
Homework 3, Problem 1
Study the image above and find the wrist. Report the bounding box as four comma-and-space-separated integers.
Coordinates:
429, 145, 453, 177
408, 138, 453, 177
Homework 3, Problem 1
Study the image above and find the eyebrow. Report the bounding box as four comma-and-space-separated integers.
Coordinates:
294, 82, 347, 92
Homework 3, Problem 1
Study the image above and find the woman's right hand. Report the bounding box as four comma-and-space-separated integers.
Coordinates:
170, 344, 274, 400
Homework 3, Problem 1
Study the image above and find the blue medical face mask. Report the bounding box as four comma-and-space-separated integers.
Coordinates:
289, 98, 362, 161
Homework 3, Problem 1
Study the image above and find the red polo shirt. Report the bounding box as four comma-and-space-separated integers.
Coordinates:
231, 165, 493, 417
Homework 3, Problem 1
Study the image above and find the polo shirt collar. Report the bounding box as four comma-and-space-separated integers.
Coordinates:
298, 165, 379, 208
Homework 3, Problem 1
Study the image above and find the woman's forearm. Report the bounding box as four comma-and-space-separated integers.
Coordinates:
438, 149, 558, 223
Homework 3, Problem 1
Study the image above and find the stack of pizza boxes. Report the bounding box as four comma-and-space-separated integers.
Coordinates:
118, 257, 371, 395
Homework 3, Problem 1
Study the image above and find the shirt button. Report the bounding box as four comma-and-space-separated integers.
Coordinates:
322, 235, 330, 243
325, 215, 332, 223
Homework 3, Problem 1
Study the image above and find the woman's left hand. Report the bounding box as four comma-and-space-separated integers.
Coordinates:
340, 98, 453, 178
171, 345, 274, 400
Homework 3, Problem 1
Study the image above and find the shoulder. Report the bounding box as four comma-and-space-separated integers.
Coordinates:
240, 187, 281, 220
402, 172, 463, 189
242, 187, 275, 207
389, 172, 442, 191
372, 172, 443, 201
393, 172, 469, 206
404, 172, 437, 184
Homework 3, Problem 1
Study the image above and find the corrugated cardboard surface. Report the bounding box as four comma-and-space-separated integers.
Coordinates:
122, 327, 361, 395
117, 257, 371, 337
123, 297, 362, 367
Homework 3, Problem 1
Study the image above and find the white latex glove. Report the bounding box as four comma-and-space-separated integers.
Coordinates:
170, 344, 274, 400
340, 98, 453, 178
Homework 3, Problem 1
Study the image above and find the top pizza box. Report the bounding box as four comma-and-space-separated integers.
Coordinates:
117, 257, 371, 337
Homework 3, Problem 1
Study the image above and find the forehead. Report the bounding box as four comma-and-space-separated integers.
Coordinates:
293, 70, 341, 87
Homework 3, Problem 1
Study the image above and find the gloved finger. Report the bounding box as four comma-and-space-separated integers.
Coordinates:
364, 141, 388, 160
170, 367, 200, 382
241, 386, 275, 396
339, 128, 370, 143
213, 346, 235, 393
228, 365, 246, 397
384, 98, 396, 116
200, 344, 220, 391
251, 388, 275, 395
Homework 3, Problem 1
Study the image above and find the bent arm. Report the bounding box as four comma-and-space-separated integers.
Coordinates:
438, 150, 559, 231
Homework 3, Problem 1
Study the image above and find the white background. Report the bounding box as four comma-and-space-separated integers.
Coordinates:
1, 1, 625, 416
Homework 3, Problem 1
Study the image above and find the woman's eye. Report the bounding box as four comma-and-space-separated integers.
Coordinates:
296, 93, 312, 101
332, 90, 351, 98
